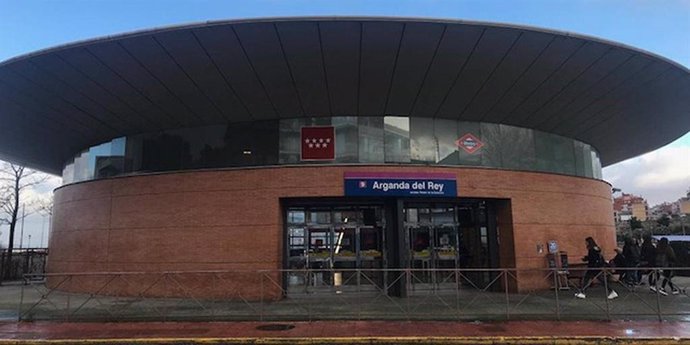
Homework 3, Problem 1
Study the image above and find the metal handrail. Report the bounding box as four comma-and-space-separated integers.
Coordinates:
14, 267, 690, 322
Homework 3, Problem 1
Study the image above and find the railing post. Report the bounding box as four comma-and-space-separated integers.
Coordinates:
307, 268, 312, 322
603, 269, 611, 321
655, 268, 662, 322
455, 268, 460, 320
405, 268, 411, 320
504, 269, 509, 320
357, 268, 361, 321
65, 276, 71, 322
17, 274, 25, 321
260, 271, 264, 322
553, 268, 561, 321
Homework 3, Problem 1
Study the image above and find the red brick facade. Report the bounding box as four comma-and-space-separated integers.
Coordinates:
49, 165, 615, 297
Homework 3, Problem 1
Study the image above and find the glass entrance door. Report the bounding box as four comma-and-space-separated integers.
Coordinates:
405, 204, 458, 289
405, 201, 497, 292
285, 205, 386, 294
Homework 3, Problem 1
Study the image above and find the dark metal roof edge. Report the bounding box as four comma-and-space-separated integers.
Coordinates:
1, 15, 689, 74
602, 129, 690, 167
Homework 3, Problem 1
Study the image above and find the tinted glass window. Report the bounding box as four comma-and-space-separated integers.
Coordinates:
435, 119, 459, 164
410, 117, 435, 163
333, 117, 358, 163
500, 125, 535, 171
62, 117, 604, 184
279, 118, 309, 164
535, 131, 575, 175
358, 117, 384, 163
480, 123, 502, 168
384, 116, 410, 163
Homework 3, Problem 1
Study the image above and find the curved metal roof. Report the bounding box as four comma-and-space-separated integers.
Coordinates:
1, 17, 689, 175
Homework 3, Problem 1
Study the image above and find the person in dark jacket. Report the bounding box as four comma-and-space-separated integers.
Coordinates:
575, 237, 618, 300
609, 248, 627, 282
652, 237, 679, 295
622, 236, 641, 285
640, 234, 656, 286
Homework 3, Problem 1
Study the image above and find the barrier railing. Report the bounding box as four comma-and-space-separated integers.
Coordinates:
14, 267, 690, 322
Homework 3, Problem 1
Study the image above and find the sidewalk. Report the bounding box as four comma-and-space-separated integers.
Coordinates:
0, 320, 688, 344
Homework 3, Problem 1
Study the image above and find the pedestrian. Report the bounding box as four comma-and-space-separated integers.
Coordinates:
610, 247, 626, 281
622, 236, 641, 285
640, 234, 656, 286
575, 237, 618, 300
652, 237, 679, 295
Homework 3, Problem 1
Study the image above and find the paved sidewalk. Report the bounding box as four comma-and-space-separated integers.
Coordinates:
0, 320, 688, 344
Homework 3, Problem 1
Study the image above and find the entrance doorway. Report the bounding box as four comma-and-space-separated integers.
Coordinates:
283, 198, 502, 296
404, 200, 499, 290
285, 205, 386, 293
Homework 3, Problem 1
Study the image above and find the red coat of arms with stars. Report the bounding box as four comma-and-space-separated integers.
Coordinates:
301, 126, 335, 160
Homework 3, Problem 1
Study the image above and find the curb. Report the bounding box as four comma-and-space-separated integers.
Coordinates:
0, 337, 689, 345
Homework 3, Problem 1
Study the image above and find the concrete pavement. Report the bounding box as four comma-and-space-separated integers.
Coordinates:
0, 320, 689, 344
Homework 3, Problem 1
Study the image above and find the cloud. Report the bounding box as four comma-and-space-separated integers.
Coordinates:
21, 174, 61, 205
604, 145, 690, 206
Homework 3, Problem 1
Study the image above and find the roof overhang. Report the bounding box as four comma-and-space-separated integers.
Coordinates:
1, 17, 688, 175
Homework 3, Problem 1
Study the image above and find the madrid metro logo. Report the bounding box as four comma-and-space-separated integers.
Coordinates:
455, 133, 484, 154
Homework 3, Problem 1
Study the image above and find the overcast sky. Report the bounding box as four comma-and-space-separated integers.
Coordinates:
0, 0, 688, 246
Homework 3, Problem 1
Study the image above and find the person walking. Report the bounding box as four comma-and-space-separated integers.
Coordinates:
575, 237, 618, 300
653, 237, 679, 295
622, 236, 641, 285
640, 234, 656, 286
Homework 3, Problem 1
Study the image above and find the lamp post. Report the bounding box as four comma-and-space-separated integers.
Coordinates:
612, 188, 623, 237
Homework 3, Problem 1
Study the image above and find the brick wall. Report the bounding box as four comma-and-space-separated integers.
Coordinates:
49, 165, 614, 297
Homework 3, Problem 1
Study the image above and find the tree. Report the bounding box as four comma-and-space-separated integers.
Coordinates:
657, 215, 671, 228
34, 195, 54, 248
0, 163, 47, 280
629, 217, 643, 231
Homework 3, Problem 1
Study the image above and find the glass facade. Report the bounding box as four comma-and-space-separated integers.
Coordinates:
61, 117, 603, 184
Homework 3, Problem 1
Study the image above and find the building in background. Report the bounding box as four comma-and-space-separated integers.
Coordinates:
0, 17, 688, 298
650, 202, 677, 219
680, 195, 690, 215
614, 193, 649, 222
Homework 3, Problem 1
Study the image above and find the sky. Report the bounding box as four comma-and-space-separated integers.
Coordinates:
0, 0, 689, 247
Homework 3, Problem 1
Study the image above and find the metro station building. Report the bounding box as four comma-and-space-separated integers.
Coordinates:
0, 17, 688, 297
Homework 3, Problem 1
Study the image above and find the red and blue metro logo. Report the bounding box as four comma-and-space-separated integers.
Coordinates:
455, 133, 484, 154
301, 126, 335, 160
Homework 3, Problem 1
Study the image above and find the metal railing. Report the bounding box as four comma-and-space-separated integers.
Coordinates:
12, 267, 690, 322
0, 248, 48, 283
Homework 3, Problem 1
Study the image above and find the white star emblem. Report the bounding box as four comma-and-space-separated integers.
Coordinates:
326, 138, 331, 143
305, 139, 310, 144
319, 138, 324, 143
308, 143, 314, 148
315, 143, 321, 148
323, 143, 328, 148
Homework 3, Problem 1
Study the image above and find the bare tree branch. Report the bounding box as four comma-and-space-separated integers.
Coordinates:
0, 162, 56, 280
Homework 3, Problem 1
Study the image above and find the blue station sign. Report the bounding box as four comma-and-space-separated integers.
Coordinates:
344, 172, 457, 197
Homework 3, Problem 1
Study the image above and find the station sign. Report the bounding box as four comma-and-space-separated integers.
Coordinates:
344, 172, 457, 197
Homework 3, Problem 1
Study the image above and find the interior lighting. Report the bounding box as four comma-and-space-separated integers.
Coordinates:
243, 150, 252, 155
335, 231, 344, 254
